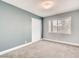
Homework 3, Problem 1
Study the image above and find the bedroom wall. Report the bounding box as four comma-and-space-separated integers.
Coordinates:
0, 0, 41, 52
43, 10, 79, 44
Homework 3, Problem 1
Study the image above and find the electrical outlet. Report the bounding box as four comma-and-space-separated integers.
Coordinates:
25, 40, 27, 43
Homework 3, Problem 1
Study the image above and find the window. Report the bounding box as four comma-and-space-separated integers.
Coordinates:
48, 16, 71, 34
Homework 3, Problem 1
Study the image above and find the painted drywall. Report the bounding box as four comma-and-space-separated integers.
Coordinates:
43, 10, 79, 44
0, 0, 41, 52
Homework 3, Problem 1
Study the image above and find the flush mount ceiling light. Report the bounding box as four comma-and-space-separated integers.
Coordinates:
40, 0, 54, 9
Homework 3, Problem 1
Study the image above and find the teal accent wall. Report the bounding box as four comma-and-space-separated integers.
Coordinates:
0, 0, 41, 52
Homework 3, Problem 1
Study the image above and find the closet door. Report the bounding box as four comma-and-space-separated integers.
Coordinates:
32, 18, 42, 42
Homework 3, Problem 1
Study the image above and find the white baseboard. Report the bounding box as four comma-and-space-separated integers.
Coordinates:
43, 38, 79, 47
0, 40, 41, 55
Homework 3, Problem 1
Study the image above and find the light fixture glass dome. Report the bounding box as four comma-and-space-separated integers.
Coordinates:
40, 0, 54, 9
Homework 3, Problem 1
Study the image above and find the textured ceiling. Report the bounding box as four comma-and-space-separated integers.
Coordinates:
2, 0, 79, 17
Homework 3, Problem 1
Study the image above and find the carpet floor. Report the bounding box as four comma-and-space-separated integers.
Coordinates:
0, 40, 79, 58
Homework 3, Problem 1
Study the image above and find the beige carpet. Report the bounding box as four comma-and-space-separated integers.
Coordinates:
0, 40, 79, 58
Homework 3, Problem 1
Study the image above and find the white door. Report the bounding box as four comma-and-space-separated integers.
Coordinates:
32, 18, 42, 42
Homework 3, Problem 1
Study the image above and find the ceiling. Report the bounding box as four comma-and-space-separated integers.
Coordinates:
2, 0, 79, 17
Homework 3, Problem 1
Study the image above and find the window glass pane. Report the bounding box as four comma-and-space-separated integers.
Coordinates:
52, 20, 58, 33
48, 20, 52, 32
